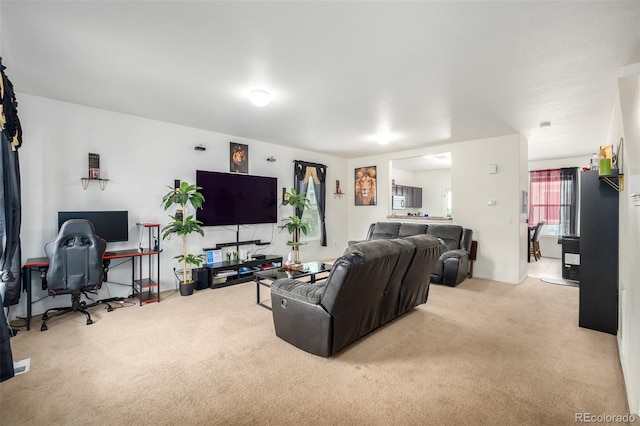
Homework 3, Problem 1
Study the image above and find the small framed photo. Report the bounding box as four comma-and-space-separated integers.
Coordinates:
230, 142, 248, 174
355, 166, 377, 205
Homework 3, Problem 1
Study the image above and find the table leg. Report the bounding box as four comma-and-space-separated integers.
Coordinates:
23, 266, 32, 331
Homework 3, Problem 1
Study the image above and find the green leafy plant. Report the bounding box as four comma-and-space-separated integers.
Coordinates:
161, 182, 205, 284
281, 188, 311, 264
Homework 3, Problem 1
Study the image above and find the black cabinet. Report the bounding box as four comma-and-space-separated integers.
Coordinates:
579, 171, 618, 335
392, 185, 422, 208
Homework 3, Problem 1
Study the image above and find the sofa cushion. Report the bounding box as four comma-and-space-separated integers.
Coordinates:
370, 222, 401, 240
398, 223, 428, 238
427, 224, 463, 251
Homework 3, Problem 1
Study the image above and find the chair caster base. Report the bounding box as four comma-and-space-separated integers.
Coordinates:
41, 324, 48, 331
86, 318, 93, 325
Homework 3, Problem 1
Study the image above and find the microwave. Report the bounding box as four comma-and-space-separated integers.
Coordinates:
392, 195, 405, 209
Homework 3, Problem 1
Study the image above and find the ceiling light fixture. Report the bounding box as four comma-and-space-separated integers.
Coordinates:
539, 121, 551, 128
249, 90, 271, 107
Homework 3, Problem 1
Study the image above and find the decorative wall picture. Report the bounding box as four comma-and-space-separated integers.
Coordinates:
88, 153, 100, 179
230, 142, 248, 173
354, 166, 377, 205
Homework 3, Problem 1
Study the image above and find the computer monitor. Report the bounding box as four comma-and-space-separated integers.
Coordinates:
57, 211, 129, 243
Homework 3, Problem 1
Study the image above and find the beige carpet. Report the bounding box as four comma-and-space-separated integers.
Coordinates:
1, 277, 634, 425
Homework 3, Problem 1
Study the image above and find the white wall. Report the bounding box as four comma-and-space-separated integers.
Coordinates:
388, 167, 451, 217
14, 93, 349, 319
527, 155, 590, 259
348, 134, 527, 284
613, 74, 640, 416
415, 169, 451, 217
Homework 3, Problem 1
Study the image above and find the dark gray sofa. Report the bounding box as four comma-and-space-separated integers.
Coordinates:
270, 234, 443, 357
363, 222, 473, 287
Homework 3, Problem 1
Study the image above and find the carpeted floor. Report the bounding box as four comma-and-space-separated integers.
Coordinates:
1, 277, 635, 425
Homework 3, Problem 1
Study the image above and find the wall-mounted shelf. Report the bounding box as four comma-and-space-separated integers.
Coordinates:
81, 177, 109, 190
599, 173, 624, 192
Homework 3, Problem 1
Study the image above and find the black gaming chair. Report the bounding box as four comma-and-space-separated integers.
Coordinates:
41, 219, 107, 331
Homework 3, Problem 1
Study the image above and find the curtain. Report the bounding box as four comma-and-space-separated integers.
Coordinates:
0, 57, 22, 307
529, 169, 560, 227
559, 167, 578, 242
294, 160, 327, 246
0, 57, 22, 382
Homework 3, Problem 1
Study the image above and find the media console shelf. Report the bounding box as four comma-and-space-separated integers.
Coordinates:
206, 255, 282, 289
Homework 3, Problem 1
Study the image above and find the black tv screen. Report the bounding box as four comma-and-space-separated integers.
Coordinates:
196, 170, 278, 226
58, 211, 129, 242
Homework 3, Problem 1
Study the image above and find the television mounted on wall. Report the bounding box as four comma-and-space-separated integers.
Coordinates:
195, 170, 278, 226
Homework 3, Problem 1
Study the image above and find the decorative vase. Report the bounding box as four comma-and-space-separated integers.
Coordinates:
179, 281, 195, 296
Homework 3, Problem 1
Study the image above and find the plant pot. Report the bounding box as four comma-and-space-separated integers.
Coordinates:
179, 281, 195, 296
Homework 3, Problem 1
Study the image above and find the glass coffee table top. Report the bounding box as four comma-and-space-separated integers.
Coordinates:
255, 261, 332, 280
255, 261, 332, 309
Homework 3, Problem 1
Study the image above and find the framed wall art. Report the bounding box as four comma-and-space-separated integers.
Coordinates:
230, 142, 248, 174
354, 166, 377, 206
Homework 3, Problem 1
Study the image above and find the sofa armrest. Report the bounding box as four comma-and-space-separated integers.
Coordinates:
440, 249, 469, 261
271, 278, 325, 303
442, 253, 471, 286
270, 278, 333, 357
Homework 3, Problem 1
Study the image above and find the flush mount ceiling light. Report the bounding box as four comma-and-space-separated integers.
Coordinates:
249, 90, 271, 107
539, 121, 551, 128
376, 134, 391, 145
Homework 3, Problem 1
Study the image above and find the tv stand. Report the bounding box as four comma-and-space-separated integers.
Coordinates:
206, 255, 282, 289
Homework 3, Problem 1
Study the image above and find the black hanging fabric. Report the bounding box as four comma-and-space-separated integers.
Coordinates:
293, 160, 327, 246
558, 167, 578, 243
0, 56, 21, 382
0, 57, 23, 306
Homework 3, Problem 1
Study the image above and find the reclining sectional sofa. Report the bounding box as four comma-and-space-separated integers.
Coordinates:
270, 234, 443, 357
363, 222, 473, 287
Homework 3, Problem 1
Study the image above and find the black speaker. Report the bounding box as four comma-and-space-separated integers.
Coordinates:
193, 267, 211, 290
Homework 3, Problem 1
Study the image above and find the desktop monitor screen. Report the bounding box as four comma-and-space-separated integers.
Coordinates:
57, 211, 129, 243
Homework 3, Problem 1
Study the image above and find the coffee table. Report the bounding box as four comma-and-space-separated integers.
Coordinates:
255, 261, 332, 310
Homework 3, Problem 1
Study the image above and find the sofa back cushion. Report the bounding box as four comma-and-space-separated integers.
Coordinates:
398, 223, 428, 238
369, 222, 401, 240
427, 224, 463, 251
379, 238, 416, 326
398, 234, 443, 315
320, 239, 405, 354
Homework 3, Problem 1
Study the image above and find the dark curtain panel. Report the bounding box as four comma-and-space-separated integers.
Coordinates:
0, 57, 23, 382
294, 161, 327, 246
559, 167, 578, 242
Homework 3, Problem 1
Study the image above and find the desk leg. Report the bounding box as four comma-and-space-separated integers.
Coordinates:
22, 266, 32, 331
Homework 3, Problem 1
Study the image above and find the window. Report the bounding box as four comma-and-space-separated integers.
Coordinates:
529, 169, 561, 236
301, 183, 320, 241
529, 168, 578, 238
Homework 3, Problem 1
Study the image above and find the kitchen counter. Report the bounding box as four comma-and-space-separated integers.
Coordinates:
386, 215, 453, 221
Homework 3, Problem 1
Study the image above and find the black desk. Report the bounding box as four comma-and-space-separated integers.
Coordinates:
22, 249, 160, 330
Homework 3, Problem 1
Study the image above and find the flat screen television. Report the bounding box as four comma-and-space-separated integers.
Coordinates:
57, 211, 129, 242
196, 170, 277, 226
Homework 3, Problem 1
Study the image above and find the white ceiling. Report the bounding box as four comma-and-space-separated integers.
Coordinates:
1, 1, 638, 161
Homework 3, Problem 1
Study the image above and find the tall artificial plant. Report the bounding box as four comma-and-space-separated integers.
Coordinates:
161, 182, 206, 284
281, 188, 311, 264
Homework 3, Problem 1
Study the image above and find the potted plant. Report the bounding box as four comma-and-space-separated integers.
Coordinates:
161, 181, 206, 296
281, 188, 311, 268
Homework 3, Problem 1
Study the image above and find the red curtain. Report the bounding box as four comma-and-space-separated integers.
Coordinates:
529, 169, 561, 226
